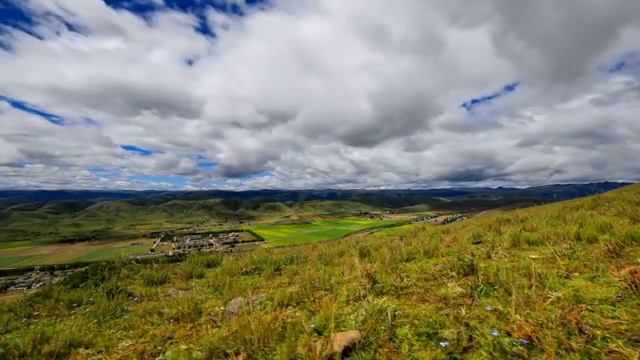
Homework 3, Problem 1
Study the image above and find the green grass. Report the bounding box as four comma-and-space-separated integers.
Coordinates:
0, 241, 38, 250
268, 229, 354, 246
251, 218, 397, 246
0, 255, 42, 268
372, 224, 418, 236
70, 247, 150, 263
1, 185, 640, 359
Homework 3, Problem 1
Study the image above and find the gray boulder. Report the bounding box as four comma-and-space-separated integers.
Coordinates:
225, 295, 266, 319
165, 288, 188, 298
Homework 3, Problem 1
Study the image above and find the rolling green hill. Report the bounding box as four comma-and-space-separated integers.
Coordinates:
1, 184, 639, 359
0, 183, 629, 245
0, 199, 382, 244
0, 183, 624, 243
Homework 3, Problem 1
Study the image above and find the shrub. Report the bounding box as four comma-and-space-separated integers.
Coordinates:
142, 269, 171, 286
188, 253, 223, 269
62, 262, 118, 290
179, 263, 205, 281
357, 244, 372, 259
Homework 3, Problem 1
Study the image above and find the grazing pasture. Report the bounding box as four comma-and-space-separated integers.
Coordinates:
250, 218, 398, 247
0, 238, 154, 267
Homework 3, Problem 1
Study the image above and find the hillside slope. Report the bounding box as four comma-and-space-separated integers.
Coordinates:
0, 199, 380, 243
1, 184, 640, 359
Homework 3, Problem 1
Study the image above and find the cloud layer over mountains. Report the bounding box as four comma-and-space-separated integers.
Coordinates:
1, 0, 639, 189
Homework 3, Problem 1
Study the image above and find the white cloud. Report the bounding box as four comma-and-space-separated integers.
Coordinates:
0, 0, 639, 190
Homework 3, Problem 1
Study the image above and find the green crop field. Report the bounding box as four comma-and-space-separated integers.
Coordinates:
0, 255, 42, 268
0, 241, 38, 250
0, 218, 398, 267
0, 238, 155, 268
69, 246, 150, 263
251, 218, 397, 246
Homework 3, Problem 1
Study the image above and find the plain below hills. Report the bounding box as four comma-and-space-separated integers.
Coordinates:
0, 182, 630, 245
0, 199, 379, 245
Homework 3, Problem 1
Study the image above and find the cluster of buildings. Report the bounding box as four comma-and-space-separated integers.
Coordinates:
170, 233, 241, 253
360, 210, 394, 220
135, 232, 243, 260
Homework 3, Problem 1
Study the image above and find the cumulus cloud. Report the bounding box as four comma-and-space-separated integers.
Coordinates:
0, 0, 639, 190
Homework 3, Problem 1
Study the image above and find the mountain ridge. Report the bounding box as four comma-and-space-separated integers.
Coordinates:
0, 181, 631, 204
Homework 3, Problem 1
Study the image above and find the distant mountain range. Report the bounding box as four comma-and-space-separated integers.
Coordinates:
0, 182, 631, 206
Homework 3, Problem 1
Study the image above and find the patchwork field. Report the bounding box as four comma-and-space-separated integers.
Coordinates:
0, 219, 399, 267
250, 218, 398, 247
0, 238, 154, 268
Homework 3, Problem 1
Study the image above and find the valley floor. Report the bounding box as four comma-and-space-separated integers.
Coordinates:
0, 217, 407, 268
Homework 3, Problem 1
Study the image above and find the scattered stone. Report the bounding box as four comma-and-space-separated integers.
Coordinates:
330, 330, 363, 353
312, 330, 363, 357
165, 288, 187, 298
528, 255, 541, 259
224, 295, 265, 319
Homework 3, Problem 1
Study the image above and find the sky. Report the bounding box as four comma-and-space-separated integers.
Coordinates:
0, 0, 640, 190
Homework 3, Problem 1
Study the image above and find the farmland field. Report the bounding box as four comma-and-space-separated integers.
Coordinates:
250, 218, 398, 247
0, 241, 38, 250
0, 238, 154, 268
0, 218, 400, 266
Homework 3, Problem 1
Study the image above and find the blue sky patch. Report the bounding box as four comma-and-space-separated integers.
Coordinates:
0, 1, 37, 40
1, 0, 271, 42
603, 52, 639, 73
120, 144, 163, 156
197, 161, 217, 169
88, 167, 124, 176
0, 94, 65, 125
16, 160, 36, 167
101, 0, 270, 37
195, 154, 217, 169
461, 82, 520, 113
0, 1, 80, 50
88, 167, 110, 174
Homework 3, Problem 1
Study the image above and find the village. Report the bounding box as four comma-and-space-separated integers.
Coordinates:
0, 232, 254, 296
133, 231, 261, 260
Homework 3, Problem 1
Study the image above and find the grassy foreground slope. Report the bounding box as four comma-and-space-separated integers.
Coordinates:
2, 185, 640, 359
